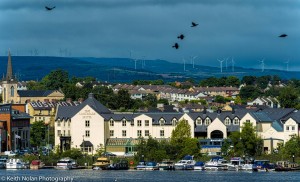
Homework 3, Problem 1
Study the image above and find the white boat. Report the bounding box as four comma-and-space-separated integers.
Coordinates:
194, 161, 205, 170
55, 158, 78, 170
174, 155, 196, 170
241, 163, 253, 171
136, 161, 147, 170
205, 156, 228, 170
145, 161, 158, 170
6, 158, 28, 169
227, 157, 245, 171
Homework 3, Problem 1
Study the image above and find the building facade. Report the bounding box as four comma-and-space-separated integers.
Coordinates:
55, 93, 300, 155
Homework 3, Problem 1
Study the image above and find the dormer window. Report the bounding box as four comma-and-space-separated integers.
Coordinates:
196, 117, 202, 125
224, 118, 231, 125
122, 119, 126, 126
233, 117, 239, 125
204, 118, 211, 125
109, 119, 114, 126
159, 118, 165, 126
172, 118, 177, 126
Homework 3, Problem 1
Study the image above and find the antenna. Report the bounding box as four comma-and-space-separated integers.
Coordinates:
231, 58, 235, 72
258, 58, 265, 72
218, 59, 224, 73
134, 59, 138, 70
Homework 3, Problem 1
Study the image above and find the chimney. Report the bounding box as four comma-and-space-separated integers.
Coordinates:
44, 99, 49, 102
78, 98, 84, 103
66, 98, 72, 103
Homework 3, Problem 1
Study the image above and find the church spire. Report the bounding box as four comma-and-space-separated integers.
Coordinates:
6, 49, 13, 81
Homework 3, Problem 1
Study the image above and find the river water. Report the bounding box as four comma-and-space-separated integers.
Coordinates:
0, 169, 300, 182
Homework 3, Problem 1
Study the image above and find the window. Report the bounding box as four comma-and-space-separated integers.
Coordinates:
10, 86, 14, 97
205, 118, 211, 125
172, 118, 177, 126
122, 120, 126, 126
233, 118, 239, 125
246, 120, 250, 123
110, 130, 114, 137
137, 120, 142, 127
68, 130, 70, 136
145, 130, 149, 137
224, 118, 230, 125
145, 120, 149, 126
160, 130, 164, 137
286, 126, 289, 131
159, 118, 165, 126
85, 130, 90, 137
137, 130, 142, 137
110, 119, 114, 126
57, 130, 61, 136
68, 121, 70, 127
292, 126, 295, 131
57, 120, 61, 127
122, 130, 126, 137
85, 120, 90, 127
196, 118, 202, 125
131, 120, 134, 126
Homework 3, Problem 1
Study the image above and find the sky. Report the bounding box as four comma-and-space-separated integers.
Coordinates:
1, 0, 300, 71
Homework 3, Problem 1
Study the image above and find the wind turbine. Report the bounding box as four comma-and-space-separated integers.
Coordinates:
231, 57, 235, 72
190, 56, 198, 69
218, 59, 224, 73
183, 57, 186, 71
225, 57, 229, 70
258, 58, 265, 72
284, 59, 289, 72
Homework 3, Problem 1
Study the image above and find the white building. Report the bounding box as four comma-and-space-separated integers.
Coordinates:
55, 93, 300, 155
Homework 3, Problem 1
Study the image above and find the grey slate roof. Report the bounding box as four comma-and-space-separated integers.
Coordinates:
282, 110, 300, 124
56, 93, 112, 120
261, 108, 295, 121
249, 112, 273, 122
17, 90, 60, 97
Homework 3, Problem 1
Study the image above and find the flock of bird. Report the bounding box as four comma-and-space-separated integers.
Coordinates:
172, 21, 198, 49
172, 21, 287, 50
43, 5, 288, 50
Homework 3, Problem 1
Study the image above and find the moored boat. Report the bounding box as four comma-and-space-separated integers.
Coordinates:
136, 161, 147, 170
0, 156, 8, 169
227, 157, 244, 171
107, 159, 129, 170
54, 158, 79, 170
174, 155, 196, 170
30, 160, 45, 170
6, 158, 28, 169
275, 161, 300, 171
158, 160, 175, 170
194, 161, 205, 171
204, 156, 228, 170
92, 157, 111, 170
252, 160, 275, 172
145, 161, 158, 170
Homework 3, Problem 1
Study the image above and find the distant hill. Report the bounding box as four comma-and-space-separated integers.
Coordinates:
0, 56, 299, 83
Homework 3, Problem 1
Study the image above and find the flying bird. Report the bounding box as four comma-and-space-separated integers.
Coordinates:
191, 22, 198, 27
278, 34, 287, 38
45, 6, 56, 11
177, 34, 185, 40
172, 43, 179, 49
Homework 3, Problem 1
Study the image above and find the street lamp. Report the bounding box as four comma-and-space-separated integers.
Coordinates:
82, 135, 85, 153
292, 154, 295, 163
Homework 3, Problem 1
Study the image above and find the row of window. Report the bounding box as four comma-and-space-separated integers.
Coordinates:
286, 125, 296, 131
195, 118, 240, 125
109, 119, 178, 127
57, 120, 71, 127
109, 130, 165, 137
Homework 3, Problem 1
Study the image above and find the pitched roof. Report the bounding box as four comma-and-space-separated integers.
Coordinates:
17, 90, 61, 97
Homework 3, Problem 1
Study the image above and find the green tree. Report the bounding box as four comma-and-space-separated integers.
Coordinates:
115, 89, 134, 110
171, 119, 200, 159
281, 135, 300, 156
239, 85, 261, 100
40, 69, 69, 90
241, 76, 256, 85
240, 122, 263, 157
225, 76, 240, 87
144, 94, 158, 108
278, 86, 300, 108
30, 121, 47, 147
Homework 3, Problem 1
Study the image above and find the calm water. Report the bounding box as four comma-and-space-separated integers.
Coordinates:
0, 169, 300, 182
